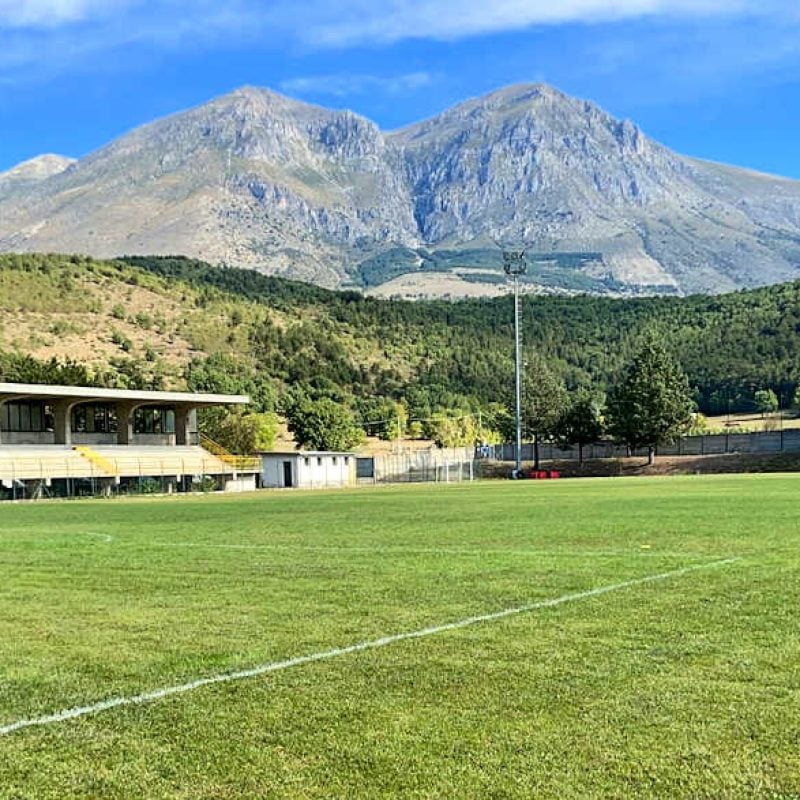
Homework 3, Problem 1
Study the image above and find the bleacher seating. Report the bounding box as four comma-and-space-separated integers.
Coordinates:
95, 446, 233, 477
0, 447, 96, 482
0, 445, 246, 483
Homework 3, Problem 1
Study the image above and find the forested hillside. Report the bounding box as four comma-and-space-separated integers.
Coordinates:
1, 253, 799, 442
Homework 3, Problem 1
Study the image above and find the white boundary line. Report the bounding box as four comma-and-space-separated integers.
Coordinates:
78, 532, 113, 544
1, 530, 112, 544
0, 533, 726, 560
0, 557, 738, 737
151, 541, 724, 560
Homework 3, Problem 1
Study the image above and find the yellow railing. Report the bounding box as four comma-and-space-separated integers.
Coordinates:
200, 434, 261, 472
73, 446, 119, 476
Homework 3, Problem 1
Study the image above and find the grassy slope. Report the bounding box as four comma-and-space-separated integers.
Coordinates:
1, 476, 798, 798
0, 256, 243, 382
0, 255, 401, 390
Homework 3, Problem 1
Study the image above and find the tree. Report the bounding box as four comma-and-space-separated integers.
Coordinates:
359, 398, 407, 442
213, 411, 278, 454
687, 412, 711, 436
555, 390, 604, 464
754, 388, 779, 416
385, 403, 408, 442
407, 421, 424, 440
521, 353, 568, 468
427, 412, 482, 448
186, 353, 276, 412
606, 335, 694, 465
286, 397, 364, 451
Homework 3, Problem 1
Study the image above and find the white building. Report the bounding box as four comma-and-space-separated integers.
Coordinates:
260, 451, 356, 489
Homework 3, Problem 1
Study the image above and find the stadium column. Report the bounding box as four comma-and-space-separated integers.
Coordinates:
174, 405, 194, 446
0, 398, 9, 445
52, 400, 75, 446
115, 402, 137, 445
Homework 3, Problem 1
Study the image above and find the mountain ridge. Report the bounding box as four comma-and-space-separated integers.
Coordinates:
2, 83, 800, 297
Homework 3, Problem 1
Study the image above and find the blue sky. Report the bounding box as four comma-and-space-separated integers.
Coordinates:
1, 1, 799, 176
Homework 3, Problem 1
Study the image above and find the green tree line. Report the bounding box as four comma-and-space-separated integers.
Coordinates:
2, 253, 800, 450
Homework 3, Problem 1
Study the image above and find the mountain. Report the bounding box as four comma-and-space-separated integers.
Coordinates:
2, 84, 800, 297
0, 154, 75, 191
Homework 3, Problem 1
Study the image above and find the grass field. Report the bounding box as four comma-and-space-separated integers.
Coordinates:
1, 476, 799, 799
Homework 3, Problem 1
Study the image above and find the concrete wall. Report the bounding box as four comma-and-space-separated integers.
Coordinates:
1, 432, 180, 446
223, 474, 258, 493
0, 431, 57, 445
296, 454, 354, 488
480, 429, 800, 463
261, 455, 294, 488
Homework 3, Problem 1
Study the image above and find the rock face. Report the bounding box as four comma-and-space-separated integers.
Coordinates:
0, 154, 76, 191
2, 84, 800, 295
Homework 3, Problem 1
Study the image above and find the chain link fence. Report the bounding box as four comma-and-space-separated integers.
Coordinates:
357, 451, 479, 485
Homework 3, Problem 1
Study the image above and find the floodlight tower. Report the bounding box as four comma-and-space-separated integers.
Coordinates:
503, 250, 527, 478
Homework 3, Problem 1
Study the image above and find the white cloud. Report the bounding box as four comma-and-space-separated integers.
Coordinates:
0, 0, 796, 95
0, 1, 262, 81
0, 0, 779, 38
0, 0, 133, 27
281, 71, 435, 98
284, 0, 770, 47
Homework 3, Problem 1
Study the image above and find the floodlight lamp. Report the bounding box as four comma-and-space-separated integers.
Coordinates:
502, 250, 527, 276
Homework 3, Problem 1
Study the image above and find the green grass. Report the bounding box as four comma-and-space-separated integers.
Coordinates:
1, 476, 798, 798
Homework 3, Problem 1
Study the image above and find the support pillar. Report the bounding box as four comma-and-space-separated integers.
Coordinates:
175, 406, 194, 446
53, 400, 74, 446
115, 402, 137, 445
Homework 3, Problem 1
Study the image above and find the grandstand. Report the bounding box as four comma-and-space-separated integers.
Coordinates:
0, 382, 259, 499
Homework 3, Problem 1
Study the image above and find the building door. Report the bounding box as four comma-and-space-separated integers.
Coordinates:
282, 461, 293, 488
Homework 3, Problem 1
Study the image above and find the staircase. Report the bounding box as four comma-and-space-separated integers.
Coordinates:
200, 435, 261, 472
73, 446, 119, 476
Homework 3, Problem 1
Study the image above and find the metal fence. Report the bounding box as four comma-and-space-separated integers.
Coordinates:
0, 473, 226, 502
478, 429, 800, 463
357, 452, 479, 485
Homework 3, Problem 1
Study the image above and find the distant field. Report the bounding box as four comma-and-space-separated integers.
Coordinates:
705, 412, 800, 432
1, 477, 798, 798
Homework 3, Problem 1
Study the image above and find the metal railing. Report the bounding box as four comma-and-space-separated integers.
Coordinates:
199, 434, 261, 472
73, 445, 119, 476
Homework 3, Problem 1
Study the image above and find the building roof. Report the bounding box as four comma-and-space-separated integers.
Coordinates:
0, 382, 249, 407
259, 451, 355, 457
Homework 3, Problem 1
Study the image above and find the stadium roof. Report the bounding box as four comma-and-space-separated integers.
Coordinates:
0, 382, 249, 407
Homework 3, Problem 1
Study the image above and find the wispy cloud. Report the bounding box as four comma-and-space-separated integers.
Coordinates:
0, 0, 134, 28
576, 8, 800, 105
0, 0, 798, 99
287, 0, 768, 47
0, 1, 262, 83
281, 71, 435, 99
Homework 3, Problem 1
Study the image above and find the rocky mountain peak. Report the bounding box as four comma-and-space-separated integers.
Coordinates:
0, 154, 76, 186
1, 84, 800, 298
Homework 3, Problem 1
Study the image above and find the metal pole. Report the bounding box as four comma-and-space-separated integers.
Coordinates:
513, 273, 523, 477
503, 251, 527, 478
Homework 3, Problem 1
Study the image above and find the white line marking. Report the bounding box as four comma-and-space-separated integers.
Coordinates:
79, 532, 113, 544
0, 558, 738, 737
3, 528, 114, 542
152, 541, 722, 560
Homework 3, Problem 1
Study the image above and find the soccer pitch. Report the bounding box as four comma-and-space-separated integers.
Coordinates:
1, 476, 798, 798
